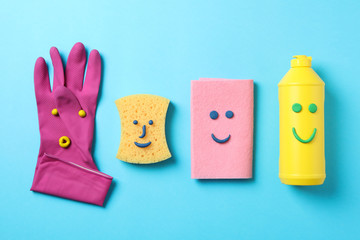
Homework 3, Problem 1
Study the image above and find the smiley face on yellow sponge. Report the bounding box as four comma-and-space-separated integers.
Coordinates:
115, 94, 171, 164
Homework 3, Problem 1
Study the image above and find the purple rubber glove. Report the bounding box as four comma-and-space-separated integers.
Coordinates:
31, 43, 112, 206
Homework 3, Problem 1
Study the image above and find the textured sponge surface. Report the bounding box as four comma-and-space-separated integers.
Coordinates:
191, 78, 254, 179
115, 94, 171, 164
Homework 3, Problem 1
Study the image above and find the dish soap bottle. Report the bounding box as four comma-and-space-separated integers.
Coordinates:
278, 55, 326, 185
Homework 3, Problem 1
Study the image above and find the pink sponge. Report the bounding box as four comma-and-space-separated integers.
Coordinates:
191, 78, 254, 179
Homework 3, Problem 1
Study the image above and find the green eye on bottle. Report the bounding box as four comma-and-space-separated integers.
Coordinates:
309, 103, 317, 113
292, 103, 302, 113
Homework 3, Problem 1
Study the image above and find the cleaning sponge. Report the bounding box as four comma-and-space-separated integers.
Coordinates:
115, 94, 171, 164
191, 78, 254, 179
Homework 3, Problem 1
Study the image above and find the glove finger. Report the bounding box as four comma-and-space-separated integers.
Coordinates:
83, 49, 101, 98
65, 42, 86, 92
34, 57, 51, 99
50, 47, 65, 91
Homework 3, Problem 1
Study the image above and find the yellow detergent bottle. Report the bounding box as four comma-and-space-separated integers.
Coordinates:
278, 55, 326, 185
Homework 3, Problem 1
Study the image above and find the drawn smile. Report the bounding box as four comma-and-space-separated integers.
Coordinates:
134, 141, 152, 148
292, 127, 317, 143
133, 124, 152, 147
211, 133, 231, 143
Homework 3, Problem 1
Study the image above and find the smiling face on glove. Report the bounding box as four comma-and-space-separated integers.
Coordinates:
115, 94, 171, 164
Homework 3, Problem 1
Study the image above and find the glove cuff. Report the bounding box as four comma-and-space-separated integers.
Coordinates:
31, 153, 113, 206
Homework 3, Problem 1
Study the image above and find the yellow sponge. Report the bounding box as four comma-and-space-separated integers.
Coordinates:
115, 94, 172, 164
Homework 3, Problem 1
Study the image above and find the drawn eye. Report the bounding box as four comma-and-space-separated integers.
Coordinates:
292, 103, 302, 113
149, 120, 153, 125
210, 111, 219, 120
133, 120, 138, 125
309, 103, 317, 113
225, 110, 234, 119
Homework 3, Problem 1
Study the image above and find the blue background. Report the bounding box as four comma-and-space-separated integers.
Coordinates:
1, 0, 359, 239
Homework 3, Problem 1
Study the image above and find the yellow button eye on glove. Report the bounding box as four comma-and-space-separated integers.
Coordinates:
51, 108, 59, 116
78, 110, 86, 118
